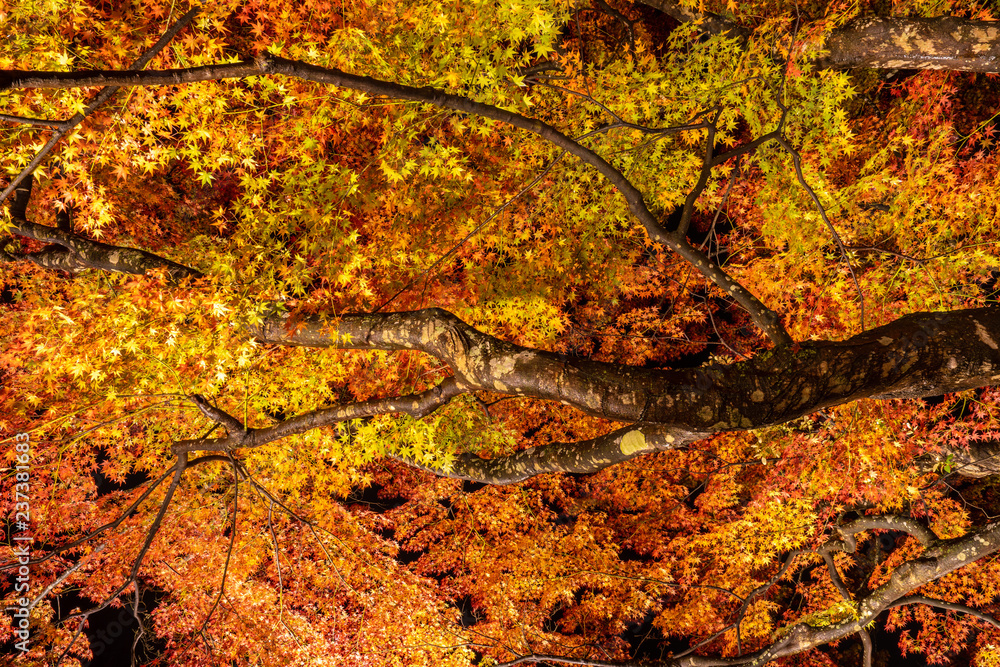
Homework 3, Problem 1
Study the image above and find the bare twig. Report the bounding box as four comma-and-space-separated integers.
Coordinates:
888, 595, 1000, 629
27, 543, 107, 610
774, 135, 865, 331
192, 454, 241, 650
0, 113, 64, 128
374, 150, 568, 313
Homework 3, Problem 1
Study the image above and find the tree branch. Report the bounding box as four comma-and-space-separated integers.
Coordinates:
819, 17, 1000, 72
0, 454, 224, 572
738, 519, 1000, 667
674, 109, 719, 237
27, 543, 107, 611
888, 595, 1000, 630
860, 627, 873, 667
5, 216, 202, 278
0, 55, 792, 345
250, 306, 1000, 432
4, 174, 202, 278
171, 376, 468, 454
396, 424, 684, 484
637, 4, 1000, 73
164, 304, 1000, 481
915, 440, 1000, 479
775, 136, 865, 331
634, 0, 749, 41
834, 515, 937, 550
189, 394, 246, 440
59, 452, 188, 627
0, 113, 65, 128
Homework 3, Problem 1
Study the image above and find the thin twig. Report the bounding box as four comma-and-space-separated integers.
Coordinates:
374, 151, 567, 312
0, 113, 64, 128
192, 454, 241, 650
776, 135, 865, 331
889, 595, 1000, 629
28, 544, 107, 610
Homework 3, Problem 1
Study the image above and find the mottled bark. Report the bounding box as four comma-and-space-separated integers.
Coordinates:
5, 218, 201, 278
397, 425, 682, 484
172, 354, 693, 483
819, 17, 1000, 72
0, 219, 201, 278
3, 174, 201, 279
232, 305, 1000, 483
253, 306, 1000, 427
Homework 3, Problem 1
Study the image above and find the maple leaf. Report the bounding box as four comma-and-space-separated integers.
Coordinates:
3, 4, 1000, 667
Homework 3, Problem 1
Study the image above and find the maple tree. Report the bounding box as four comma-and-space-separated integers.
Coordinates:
3, 1, 1000, 666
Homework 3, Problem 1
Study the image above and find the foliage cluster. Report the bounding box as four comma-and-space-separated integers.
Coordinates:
2, 0, 1000, 665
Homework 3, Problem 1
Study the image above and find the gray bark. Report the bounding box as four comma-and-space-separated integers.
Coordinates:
231, 305, 1000, 484
820, 16, 1000, 72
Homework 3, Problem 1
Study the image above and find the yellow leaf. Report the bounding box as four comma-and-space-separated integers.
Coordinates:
619, 430, 646, 456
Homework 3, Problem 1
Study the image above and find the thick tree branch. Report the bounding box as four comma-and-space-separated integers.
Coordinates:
5, 216, 202, 278
0, 56, 791, 345
396, 424, 684, 484
175, 371, 689, 483
636, 3, 1000, 73
229, 305, 1000, 482
189, 394, 246, 440
251, 306, 1000, 432
4, 174, 202, 278
819, 17, 1000, 72
860, 627, 873, 667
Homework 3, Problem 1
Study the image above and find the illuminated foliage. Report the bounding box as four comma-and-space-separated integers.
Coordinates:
2, 1, 1000, 666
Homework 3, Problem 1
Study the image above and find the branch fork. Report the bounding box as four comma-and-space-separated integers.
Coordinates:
172, 395, 253, 453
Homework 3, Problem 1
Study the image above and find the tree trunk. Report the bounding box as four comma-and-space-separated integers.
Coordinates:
819, 17, 1000, 72
637, 1, 1000, 73
235, 306, 1000, 483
